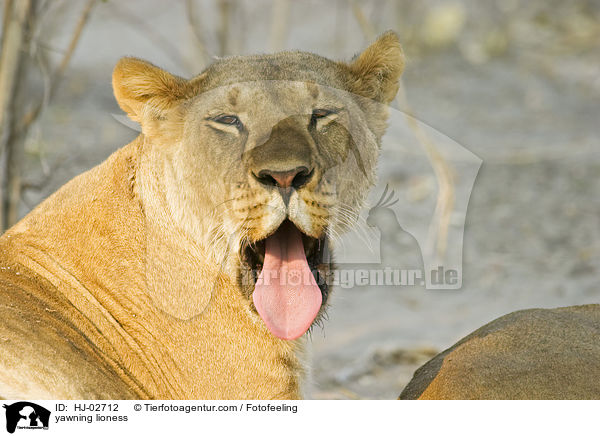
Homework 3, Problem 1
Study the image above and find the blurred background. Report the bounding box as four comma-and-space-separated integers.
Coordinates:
0, 0, 598, 398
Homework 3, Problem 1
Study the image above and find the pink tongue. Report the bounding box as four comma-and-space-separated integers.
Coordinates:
252, 221, 322, 340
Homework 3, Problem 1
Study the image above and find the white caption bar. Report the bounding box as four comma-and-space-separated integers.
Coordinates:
0, 400, 597, 436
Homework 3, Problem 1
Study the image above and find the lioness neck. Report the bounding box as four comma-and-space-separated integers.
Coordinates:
1, 138, 306, 399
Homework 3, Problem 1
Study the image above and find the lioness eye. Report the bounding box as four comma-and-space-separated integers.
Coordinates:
311, 108, 333, 120
213, 114, 242, 127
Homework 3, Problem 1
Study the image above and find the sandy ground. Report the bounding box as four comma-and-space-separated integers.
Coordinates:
9, 1, 600, 399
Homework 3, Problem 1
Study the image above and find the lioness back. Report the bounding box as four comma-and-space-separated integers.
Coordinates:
0, 262, 140, 399
0, 145, 147, 399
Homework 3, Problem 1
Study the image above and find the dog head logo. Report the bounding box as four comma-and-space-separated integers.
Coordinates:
3, 402, 50, 433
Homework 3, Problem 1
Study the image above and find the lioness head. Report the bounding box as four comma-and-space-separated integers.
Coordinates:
112, 32, 404, 340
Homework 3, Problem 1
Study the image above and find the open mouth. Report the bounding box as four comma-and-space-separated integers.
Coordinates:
241, 219, 331, 340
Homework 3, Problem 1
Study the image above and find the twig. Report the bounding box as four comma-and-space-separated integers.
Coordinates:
349, 0, 375, 41
269, 0, 290, 52
396, 83, 455, 258
2, 0, 14, 38
350, 1, 456, 259
55, 0, 95, 81
16, 0, 95, 135
0, 0, 30, 146
0, 0, 32, 230
217, 0, 231, 56
185, 0, 211, 69
107, 2, 185, 68
4, 0, 95, 229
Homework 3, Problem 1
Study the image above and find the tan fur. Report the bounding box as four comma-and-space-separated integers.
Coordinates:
0, 33, 404, 399
400, 305, 600, 400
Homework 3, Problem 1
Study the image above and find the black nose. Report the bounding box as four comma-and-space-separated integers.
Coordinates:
254, 166, 313, 189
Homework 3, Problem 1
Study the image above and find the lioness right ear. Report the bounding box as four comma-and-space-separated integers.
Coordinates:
347, 31, 405, 104
112, 57, 194, 123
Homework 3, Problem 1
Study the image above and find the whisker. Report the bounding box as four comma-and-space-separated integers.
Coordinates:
329, 203, 376, 253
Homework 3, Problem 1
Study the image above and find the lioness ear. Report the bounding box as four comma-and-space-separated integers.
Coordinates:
112, 57, 193, 123
347, 31, 405, 104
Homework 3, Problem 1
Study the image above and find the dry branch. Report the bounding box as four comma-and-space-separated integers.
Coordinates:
185, 0, 211, 69
0, 0, 32, 230
350, 1, 456, 260
217, 0, 231, 56
270, 0, 290, 52
17, 0, 96, 134
2, 0, 96, 230
349, 0, 375, 41
396, 83, 456, 258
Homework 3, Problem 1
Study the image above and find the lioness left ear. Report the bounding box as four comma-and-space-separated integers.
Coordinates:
347, 31, 405, 104
112, 57, 194, 123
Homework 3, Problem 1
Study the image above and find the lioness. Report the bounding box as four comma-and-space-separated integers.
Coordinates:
0, 32, 404, 399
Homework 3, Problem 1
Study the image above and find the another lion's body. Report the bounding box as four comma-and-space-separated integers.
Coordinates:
0, 33, 404, 399
400, 305, 600, 400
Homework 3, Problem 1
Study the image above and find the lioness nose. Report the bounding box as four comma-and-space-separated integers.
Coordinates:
255, 166, 312, 189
